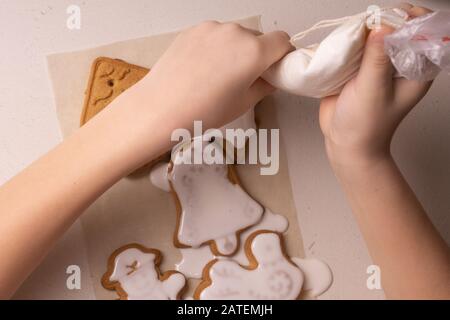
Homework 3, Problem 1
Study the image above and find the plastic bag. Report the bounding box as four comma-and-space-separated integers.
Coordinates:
384, 11, 450, 81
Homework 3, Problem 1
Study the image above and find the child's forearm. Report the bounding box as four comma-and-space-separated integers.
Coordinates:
0, 88, 172, 298
329, 150, 450, 299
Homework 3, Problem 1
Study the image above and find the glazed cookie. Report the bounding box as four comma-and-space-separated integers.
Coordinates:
102, 244, 186, 300
80, 57, 149, 125
194, 231, 304, 300
168, 138, 264, 256
175, 208, 289, 278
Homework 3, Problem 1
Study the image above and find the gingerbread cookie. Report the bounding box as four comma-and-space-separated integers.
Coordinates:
80, 57, 149, 125
102, 244, 186, 300
168, 138, 264, 256
194, 231, 304, 300
175, 208, 289, 278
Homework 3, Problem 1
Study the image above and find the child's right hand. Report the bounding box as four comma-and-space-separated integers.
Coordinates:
318, 6, 450, 299
319, 5, 433, 169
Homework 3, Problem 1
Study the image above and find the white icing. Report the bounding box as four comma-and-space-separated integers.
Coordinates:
109, 248, 185, 300
176, 246, 214, 279
214, 234, 238, 256
169, 140, 263, 255
149, 162, 170, 192
199, 232, 303, 300
176, 208, 288, 278
291, 257, 333, 298
233, 209, 288, 265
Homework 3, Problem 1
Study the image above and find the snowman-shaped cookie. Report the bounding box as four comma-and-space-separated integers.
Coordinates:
102, 244, 186, 300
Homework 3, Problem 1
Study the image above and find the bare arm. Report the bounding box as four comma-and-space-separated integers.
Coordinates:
329, 153, 450, 299
0, 22, 292, 298
320, 5, 450, 299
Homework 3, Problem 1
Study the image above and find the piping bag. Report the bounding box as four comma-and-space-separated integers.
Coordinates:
262, 8, 450, 98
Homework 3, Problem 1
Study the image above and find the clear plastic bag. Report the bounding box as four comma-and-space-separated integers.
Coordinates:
384, 11, 450, 81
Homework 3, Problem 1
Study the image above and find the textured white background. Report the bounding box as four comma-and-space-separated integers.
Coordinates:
1, 0, 449, 299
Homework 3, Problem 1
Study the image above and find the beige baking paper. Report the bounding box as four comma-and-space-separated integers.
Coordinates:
47, 15, 305, 299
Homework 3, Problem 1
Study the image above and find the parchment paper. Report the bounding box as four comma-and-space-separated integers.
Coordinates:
47, 16, 305, 299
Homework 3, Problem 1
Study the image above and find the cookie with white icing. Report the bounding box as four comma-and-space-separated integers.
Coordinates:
176, 208, 289, 278
102, 244, 186, 300
168, 139, 264, 256
194, 231, 304, 300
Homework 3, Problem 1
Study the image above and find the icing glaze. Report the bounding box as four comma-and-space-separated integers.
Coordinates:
169, 140, 263, 255
107, 247, 185, 300
197, 232, 303, 300
291, 257, 333, 298
176, 208, 288, 278
233, 209, 288, 265
176, 246, 213, 279
149, 162, 170, 192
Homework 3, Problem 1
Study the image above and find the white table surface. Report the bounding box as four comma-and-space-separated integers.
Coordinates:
1, 0, 449, 299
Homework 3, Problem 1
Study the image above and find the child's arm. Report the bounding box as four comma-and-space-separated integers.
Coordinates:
320, 5, 450, 299
0, 22, 292, 298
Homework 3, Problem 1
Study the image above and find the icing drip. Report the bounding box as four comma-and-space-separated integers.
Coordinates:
149, 162, 170, 192
291, 257, 333, 297
169, 140, 263, 255
176, 246, 213, 279
109, 248, 185, 300
214, 234, 238, 256
199, 232, 303, 300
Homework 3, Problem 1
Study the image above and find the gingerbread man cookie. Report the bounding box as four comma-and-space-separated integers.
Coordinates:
102, 244, 186, 300
168, 138, 264, 256
194, 231, 304, 300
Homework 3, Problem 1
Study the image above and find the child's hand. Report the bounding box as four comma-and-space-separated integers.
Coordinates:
318, 5, 450, 299
319, 6, 433, 168
128, 21, 293, 131
92, 21, 293, 171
